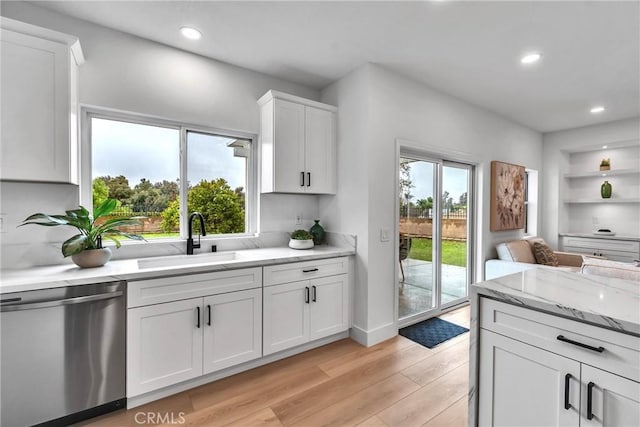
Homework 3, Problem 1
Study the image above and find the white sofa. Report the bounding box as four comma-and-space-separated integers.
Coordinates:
485, 238, 584, 280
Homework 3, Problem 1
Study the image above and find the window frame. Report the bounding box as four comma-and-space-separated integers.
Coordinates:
80, 106, 258, 241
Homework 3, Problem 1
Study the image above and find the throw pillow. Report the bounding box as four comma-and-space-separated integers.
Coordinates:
532, 242, 559, 266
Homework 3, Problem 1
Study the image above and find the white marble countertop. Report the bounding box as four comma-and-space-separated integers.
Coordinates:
559, 233, 640, 242
471, 268, 640, 336
0, 246, 355, 294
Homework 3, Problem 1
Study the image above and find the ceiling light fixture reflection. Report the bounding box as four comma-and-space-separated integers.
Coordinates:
590, 106, 606, 114
602, 145, 608, 149
520, 53, 542, 64
180, 26, 202, 40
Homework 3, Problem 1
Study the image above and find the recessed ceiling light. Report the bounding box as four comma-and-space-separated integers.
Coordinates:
590, 106, 606, 114
602, 145, 608, 149
180, 26, 202, 40
520, 53, 542, 64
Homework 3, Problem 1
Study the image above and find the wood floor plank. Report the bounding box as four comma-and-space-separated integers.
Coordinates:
184, 366, 330, 426
272, 343, 433, 425
401, 335, 469, 386
421, 395, 468, 427
377, 363, 469, 427
356, 415, 389, 427
290, 374, 420, 427
223, 407, 283, 427
318, 335, 418, 378
189, 338, 361, 409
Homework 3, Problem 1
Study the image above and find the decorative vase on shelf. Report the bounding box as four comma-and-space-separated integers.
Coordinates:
310, 220, 325, 245
601, 180, 612, 199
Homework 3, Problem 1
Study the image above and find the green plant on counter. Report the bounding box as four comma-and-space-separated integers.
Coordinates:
19, 199, 145, 257
290, 229, 314, 240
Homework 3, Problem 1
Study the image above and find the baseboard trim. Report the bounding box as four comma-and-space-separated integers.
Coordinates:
127, 330, 350, 409
350, 322, 397, 347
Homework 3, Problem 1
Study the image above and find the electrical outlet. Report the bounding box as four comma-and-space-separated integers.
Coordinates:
380, 228, 390, 242
295, 213, 302, 225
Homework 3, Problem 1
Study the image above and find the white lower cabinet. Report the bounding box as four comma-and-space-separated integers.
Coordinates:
127, 268, 263, 397
263, 259, 349, 356
477, 298, 640, 427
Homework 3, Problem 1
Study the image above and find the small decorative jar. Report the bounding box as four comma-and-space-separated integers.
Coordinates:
599, 158, 610, 171
310, 220, 325, 245
601, 180, 612, 199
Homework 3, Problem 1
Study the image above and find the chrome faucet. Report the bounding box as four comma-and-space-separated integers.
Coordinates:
187, 212, 206, 255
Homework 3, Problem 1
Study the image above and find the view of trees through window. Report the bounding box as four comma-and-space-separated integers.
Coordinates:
91, 118, 250, 239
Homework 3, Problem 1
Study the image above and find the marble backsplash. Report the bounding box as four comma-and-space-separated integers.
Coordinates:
0, 231, 357, 269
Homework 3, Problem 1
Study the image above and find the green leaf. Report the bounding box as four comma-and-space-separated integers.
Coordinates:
103, 230, 146, 242
102, 235, 122, 248
62, 234, 88, 257
93, 199, 117, 219
19, 213, 70, 227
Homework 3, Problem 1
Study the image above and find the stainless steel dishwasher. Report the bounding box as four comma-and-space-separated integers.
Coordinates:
1, 281, 126, 427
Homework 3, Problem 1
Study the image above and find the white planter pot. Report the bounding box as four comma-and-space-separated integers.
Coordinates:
288, 239, 314, 250
71, 247, 112, 268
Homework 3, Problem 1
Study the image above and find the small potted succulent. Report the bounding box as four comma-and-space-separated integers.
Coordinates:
289, 229, 315, 250
20, 199, 145, 268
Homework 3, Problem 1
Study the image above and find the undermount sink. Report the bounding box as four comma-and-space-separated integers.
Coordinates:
137, 251, 237, 269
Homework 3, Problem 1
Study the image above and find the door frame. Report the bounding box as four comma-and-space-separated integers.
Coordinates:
394, 139, 477, 328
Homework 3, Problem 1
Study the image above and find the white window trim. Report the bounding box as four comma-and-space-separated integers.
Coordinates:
79, 105, 258, 240
524, 168, 539, 236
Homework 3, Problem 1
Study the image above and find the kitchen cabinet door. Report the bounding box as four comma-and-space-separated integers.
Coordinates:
309, 274, 349, 341
1, 20, 81, 183
202, 288, 262, 374
581, 365, 640, 427
479, 329, 581, 427
263, 280, 310, 356
127, 298, 203, 397
272, 98, 306, 193
304, 106, 336, 194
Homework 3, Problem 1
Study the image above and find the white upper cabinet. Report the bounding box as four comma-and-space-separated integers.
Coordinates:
0, 18, 84, 184
258, 90, 337, 195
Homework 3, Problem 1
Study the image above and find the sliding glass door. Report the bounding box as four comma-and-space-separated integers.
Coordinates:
398, 154, 473, 326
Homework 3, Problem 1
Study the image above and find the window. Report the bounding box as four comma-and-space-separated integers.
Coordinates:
87, 113, 254, 240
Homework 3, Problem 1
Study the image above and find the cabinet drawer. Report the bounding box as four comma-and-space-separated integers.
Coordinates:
480, 298, 640, 382
263, 257, 348, 286
128, 267, 262, 308
564, 246, 637, 263
563, 237, 640, 254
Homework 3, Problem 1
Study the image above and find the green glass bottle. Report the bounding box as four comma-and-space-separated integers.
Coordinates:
310, 220, 325, 245
601, 180, 612, 199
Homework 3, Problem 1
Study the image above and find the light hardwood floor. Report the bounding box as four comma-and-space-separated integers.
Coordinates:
81, 305, 471, 427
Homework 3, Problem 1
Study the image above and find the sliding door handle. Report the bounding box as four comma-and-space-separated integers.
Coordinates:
587, 382, 595, 420
564, 373, 572, 410
557, 335, 604, 353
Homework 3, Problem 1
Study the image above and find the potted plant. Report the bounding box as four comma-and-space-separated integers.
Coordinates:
289, 229, 315, 250
20, 199, 145, 268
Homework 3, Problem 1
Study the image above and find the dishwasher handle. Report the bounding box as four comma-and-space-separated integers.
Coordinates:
0, 290, 124, 312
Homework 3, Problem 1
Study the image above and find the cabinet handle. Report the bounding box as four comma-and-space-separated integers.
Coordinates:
312, 285, 317, 302
207, 304, 212, 326
564, 373, 572, 410
305, 287, 310, 304
303, 268, 319, 273
557, 335, 605, 353
587, 381, 595, 420
307, 172, 311, 187
196, 306, 201, 329
300, 172, 305, 187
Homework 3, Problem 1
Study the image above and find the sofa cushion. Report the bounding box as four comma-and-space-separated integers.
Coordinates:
581, 257, 640, 282
532, 241, 559, 266
496, 240, 536, 264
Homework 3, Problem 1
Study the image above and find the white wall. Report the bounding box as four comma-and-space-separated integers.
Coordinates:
321, 64, 543, 345
542, 117, 640, 247
0, 2, 321, 267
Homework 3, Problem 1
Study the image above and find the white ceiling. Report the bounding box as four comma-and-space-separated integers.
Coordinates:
31, 0, 640, 133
